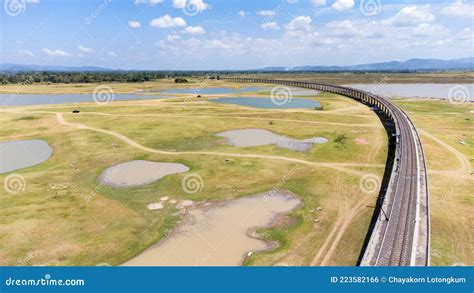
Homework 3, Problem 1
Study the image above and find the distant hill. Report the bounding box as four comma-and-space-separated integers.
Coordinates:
1, 57, 473, 72
260, 58, 474, 72
0, 63, 113, 72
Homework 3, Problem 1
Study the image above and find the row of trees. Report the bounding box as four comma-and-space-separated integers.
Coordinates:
0, 72, 173, 84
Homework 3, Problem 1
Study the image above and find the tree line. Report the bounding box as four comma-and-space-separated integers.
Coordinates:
0, 72, 173, 84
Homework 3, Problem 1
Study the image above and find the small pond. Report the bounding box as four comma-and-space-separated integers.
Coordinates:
99, 160, 189, 188
0, 139, 53, 173
216, 128, 327, 151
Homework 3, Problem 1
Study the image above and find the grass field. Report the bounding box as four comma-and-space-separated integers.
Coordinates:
0, 78, 472, 266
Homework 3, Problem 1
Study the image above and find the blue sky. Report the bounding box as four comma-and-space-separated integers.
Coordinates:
1, 0, 473, 70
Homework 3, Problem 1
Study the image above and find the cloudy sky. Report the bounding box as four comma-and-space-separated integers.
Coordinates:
1, 0, 473, 70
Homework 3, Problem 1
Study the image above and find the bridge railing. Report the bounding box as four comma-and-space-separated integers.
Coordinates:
220, 76, 410, 265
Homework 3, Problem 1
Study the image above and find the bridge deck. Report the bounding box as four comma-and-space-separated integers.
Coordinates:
220, 77, 430, 266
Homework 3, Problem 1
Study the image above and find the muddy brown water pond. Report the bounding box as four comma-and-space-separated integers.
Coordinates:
123, 191, 301, 266
99, 160, 189, 188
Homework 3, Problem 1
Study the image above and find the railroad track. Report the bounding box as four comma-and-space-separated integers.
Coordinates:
219, 77, 430, 266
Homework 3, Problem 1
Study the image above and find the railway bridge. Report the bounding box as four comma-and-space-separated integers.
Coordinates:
219, 76, 430, 266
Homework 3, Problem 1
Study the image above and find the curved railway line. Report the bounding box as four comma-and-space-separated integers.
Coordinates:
220, 77, 430, 266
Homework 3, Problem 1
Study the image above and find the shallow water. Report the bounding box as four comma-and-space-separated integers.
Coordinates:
348, 83, 474, 100
159, 86, 268, 95
0, 93, 170, 107
211, 97, 321, 109
216, 128, 328, 151
123, 191, 300, 266
99, 160, 189, 188
0, 140, 53, 173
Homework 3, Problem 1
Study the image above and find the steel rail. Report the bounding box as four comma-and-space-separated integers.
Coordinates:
219, 76, 430, 266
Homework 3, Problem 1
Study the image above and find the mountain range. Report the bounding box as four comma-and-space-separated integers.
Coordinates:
1, 57, 473, 72
260, 58, 474, 72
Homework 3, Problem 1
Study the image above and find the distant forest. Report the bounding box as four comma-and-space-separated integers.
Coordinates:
0, 72, 175, 84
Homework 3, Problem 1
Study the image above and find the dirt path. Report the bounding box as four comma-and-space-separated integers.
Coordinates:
55, 113, 383, 176
309, 125, 385, 266
419, 129, 471, 174
2, 107, 377, 129
316, 194, 373, 265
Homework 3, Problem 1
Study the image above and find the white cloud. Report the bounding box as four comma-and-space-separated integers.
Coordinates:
135, 0, 163, 6
78, 45, 95, 53
238, 10, 246, 17
41, 48, 70, 57
412, 23, 448, 37
107, 51, 117, 57
150, 15, 186, 28
441, 0, 474, 17
128, 21, 141, 29
312, 0, 326, 7
261, 22, 279, 31
326, 20, 353, 30
189, 0, 209, 12
204, 39, 231, 49
18, 50, 34, 57
383, 6, 435, 27
284, 16, 312, 31
332, 0, 354, 11
257, 10, 276, 17
183, 26, 206, 34
166, 32, 181, 42
173, 0, 186, 8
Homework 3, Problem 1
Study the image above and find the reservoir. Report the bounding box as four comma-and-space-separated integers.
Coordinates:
0, 93, 170, 107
